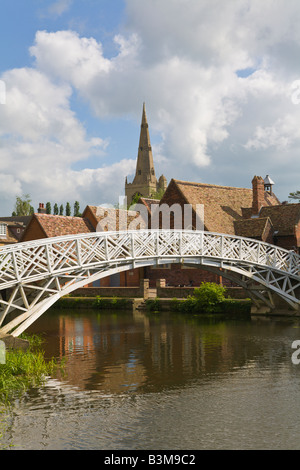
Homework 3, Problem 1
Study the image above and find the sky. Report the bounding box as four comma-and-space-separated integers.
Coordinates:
1, 0, 300, 216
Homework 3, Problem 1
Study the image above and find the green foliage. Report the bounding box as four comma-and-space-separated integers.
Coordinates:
74, 201, 81, 217
289, 190, 300, 202
65, 202, 71, 216
150, 188, 165, 200
93, 296, 130, 310
59, 204, 64, 216
145, 297, 161, 311
0, 335, 59, 404
193, 282, 226, 312
53, 203, 59, 215
46, 202, 51, 214
128, 192, 142, 208
13, 194, 33, 216
170, 284, 250, 315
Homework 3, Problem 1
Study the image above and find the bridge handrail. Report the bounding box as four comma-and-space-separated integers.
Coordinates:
0, 228, 298, 254
0, 230, 299, 290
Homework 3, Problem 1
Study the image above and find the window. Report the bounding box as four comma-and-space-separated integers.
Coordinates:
0, 224, 6, 238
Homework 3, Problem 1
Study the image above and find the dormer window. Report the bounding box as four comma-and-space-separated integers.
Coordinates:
0, 223, 7, 238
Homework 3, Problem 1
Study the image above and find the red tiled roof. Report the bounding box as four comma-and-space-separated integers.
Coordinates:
34, 214, 95, 238
166, 179, 280, 235
84, 205, 147, 231
170, 180, 252, 234
234, 217, 273, 240
259, 204, 300, 236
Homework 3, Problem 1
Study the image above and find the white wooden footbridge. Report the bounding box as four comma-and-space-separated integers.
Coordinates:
0, 229, 299, 337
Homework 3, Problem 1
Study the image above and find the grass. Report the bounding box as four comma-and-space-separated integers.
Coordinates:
0, 334, 59, 405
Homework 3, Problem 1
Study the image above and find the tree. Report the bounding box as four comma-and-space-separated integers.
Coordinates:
59, 204, 64, 216
74, 201, 80, 217
128, 192, 142, 209
13, 194, 33, 216
289, 191, 300, 202
65, 202, 71, 216
46, 202, 51, 214
53, 203, 59, 215
151, 188, 165, 200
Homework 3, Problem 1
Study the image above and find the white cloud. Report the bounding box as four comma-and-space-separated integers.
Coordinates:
46, 0, 73, 17
0, 64, 109, 214
2, 0, 300, 215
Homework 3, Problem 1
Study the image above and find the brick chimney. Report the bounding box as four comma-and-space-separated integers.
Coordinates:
37, 203, 46, 214
252, 176, 265, 215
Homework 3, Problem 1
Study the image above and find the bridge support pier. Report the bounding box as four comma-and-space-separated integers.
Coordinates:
0, 334, 29, 351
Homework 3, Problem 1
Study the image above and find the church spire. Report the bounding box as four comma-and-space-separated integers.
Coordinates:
133, 102, 156, 184
125, 102, 167, 203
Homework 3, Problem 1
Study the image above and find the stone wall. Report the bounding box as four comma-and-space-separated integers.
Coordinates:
156, 279, 248, 299
144, 263, 223, 288
72, 279, 149, 299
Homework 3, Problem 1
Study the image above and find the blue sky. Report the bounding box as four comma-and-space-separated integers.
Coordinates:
1, 0, 300, 215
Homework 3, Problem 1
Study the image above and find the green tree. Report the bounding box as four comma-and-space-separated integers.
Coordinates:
151, 188, 165, 200
59, 204, 64, 216
74, 201, 80, 217
65, 202, 71, 216
53, 203, 59, 215
289, 191, 300, 202
46, 202, 51, 214
128, 192, 142, 209
13, 194, 33, 216
193, 282, 226, 312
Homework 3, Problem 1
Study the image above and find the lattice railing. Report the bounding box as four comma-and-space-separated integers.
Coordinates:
0, 230, 299, 337
0, 230, 299, 291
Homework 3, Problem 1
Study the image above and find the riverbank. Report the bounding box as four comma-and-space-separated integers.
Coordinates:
0, 335, 60, 405
54, 295, 252, 316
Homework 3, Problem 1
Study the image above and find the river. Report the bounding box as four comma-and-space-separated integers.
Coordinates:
1, 308, 300, 450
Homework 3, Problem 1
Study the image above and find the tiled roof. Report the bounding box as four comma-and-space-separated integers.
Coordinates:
136, 197, 160, 214
172, 180, 252, 234
259, 204, 300, 236
234, 217, 273, 239
0, 220, 28, 245
34, 214, 95, 238
170, 179, 280, 235
84, 205, 147, 231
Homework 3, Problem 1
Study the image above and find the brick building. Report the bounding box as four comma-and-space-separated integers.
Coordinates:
0, 216, 32, 246
21, 213, 95, 241
143, 175, 300, 287
6, 102, 299, 292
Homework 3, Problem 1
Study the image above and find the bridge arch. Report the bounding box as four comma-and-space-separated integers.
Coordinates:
0, 230, 299, 337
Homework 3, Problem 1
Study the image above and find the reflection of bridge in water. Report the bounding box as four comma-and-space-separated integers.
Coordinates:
0, 229, 300, 338
27, 310, 296, 394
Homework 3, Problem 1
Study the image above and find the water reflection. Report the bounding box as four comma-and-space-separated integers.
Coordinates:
27, 309, 300, 394
2, 309, 300, 450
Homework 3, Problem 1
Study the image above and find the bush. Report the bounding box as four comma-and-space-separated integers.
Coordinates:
193, 282, 226, 312
145, 297, 161, 311
93, 296, 130, 310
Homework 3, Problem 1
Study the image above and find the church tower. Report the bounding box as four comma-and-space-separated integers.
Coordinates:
125, 103, 167, 203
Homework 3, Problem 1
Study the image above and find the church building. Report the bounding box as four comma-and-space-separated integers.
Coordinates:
125, 103, 167, 203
